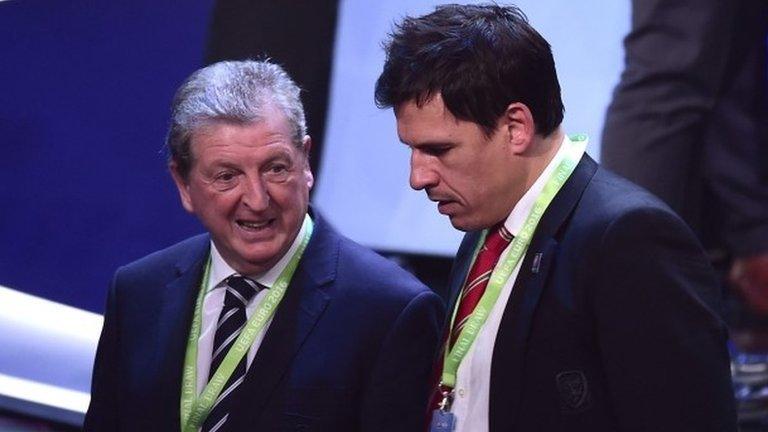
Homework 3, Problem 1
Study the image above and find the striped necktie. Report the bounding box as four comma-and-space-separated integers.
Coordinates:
202, 275, 263, 432
427, 223, 513, 415
449, 223, 513, 349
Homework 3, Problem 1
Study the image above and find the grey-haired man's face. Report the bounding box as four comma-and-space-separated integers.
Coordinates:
171, 109, 313, 274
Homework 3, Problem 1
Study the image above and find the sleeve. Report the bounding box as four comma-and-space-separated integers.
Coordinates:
359, 290, 445, 432
82, 270, 122, 431
591, 207, 737, 432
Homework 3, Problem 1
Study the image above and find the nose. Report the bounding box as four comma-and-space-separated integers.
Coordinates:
241, 174, 270, 211
409, 150, 439, 191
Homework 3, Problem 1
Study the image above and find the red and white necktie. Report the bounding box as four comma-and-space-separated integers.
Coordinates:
449, 223, 513, 350
427, 223, 513, 413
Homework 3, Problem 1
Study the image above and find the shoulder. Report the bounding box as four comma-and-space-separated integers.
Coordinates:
575, 167, 714, 281
332, 234, 445, 344
573, 166, 692, 237
577, 170, 725, 330
560, 166, 712, 277
315, 218, 439, 309
337, 233, 433, 297
584, 167, 677, 219
114, 233, 209, 287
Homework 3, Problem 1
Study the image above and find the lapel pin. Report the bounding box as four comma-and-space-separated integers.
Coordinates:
531, 253, 543, 274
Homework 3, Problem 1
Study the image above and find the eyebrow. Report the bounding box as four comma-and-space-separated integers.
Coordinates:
206, 160, 239, 170
402, 139, 454, 148
262, 152, 294, 165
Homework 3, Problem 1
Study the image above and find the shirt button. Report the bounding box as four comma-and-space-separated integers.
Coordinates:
458, 388, 466, 397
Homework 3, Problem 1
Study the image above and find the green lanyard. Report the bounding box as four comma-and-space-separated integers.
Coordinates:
179, 214, 314, 432
441, 135, 587, 390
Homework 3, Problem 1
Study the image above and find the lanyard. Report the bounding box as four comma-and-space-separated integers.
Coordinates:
441, 135, 587, 391
179, 214, 314, 432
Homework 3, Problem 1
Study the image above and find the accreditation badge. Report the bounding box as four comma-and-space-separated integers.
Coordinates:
429, 409, 457, 432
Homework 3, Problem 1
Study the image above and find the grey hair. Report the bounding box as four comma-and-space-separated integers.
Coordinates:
166, 59, 307, 179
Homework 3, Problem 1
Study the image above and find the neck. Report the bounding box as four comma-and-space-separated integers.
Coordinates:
521, 127, 564, 193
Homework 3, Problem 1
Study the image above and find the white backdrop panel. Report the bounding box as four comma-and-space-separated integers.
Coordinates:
315, 1, 630, 256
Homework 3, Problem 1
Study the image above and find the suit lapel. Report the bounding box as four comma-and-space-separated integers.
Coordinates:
228, 215, 334, 428
489, 155, 598, 432
154, 236, 210, 431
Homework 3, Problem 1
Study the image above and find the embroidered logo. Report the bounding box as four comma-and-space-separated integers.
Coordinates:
556, 370, 592, 413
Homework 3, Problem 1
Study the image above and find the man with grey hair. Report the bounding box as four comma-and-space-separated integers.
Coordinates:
84, 59, 443, 432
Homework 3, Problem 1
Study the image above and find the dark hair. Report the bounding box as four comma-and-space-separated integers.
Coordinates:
375, 3, 564, 136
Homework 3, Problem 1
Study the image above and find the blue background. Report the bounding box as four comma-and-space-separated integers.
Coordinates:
0, 0, 215, 312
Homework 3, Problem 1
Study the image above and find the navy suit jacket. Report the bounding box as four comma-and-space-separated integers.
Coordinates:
84, 212, 444, 431
446, 155, 737, 431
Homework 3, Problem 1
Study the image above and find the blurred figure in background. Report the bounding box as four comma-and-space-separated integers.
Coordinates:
602, 0, 768, 324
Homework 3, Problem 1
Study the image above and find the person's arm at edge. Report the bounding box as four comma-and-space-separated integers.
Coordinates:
83, 269, 122, 431
359, 289, 444, 432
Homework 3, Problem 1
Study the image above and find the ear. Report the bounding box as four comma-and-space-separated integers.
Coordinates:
169, 161, 196, 214
301, 135, 314, 189
500, 102, 536, 155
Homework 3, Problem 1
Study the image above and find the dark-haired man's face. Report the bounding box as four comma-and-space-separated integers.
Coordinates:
396, 93, 526, 231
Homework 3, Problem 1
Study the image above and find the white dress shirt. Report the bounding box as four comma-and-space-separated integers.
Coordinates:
195, 217, 310, 396
451, 136, 571, 432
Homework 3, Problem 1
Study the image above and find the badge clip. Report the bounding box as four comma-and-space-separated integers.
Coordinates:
438, 383, 454, 412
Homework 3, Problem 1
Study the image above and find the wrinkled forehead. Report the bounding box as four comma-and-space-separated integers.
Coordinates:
186, 120, 308, 167
192, 108, 301, 145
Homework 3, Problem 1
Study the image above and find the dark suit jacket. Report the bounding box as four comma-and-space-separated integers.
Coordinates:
446, 155, 737, 431
84, 212, 444, 431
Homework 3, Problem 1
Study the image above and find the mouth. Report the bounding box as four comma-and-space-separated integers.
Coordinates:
436, 200, 459, 215
427, 191, 460, 216
236, 219, 275, 232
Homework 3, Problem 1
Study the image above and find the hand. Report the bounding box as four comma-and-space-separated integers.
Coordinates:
731, 253, 768, 315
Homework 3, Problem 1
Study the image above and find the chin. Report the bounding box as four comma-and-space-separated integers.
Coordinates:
223, 245, 279, 273
242, 250, 281, 267
450, 215, 495, 232
448, 217, 474, 232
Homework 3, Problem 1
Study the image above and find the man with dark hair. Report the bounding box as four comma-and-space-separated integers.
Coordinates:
84, 59, 443, 431
376, 4, 736, 431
